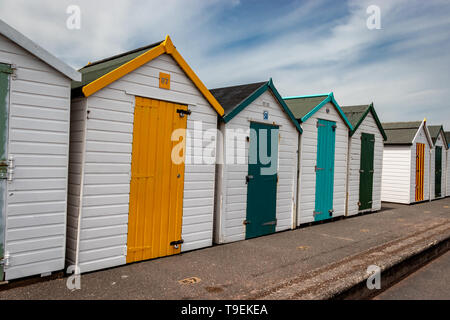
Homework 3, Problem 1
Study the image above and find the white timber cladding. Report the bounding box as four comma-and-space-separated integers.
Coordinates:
381, 145, 411, 204
346, 112, 384, 216
214, 90, 299, 244
0, 34, 71, 280
67, 53, 218, 273
297, 102, 348, 225
430, 132, 446, 200
409, 125, 430, 203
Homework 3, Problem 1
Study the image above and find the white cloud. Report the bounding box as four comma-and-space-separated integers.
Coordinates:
0, 0, 448, 127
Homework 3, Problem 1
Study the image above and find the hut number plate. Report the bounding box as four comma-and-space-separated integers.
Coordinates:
159, 72, 170, 90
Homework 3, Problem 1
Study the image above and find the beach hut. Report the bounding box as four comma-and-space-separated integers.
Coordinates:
427, 125, 448, 200
284, 93, 353, 225
67, 36, 224, 273
446, 132, 450, 197
210, 79, 302, 243
381, 120, 433, 204
342, 104, 387, 216
0, 20, 80, 281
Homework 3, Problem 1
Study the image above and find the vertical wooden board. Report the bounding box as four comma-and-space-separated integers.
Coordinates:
359, 133, 375, 210
0, 65, 11, 281
245, 122, 278, 239
314, 119, 336, 221
435, 146, 442, 198
126, 97, 187, 263
415, 143, 425, 201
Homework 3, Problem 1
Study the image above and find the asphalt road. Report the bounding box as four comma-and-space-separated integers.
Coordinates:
374, 250, 450, 300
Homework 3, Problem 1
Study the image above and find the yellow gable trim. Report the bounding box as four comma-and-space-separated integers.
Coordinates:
82, 36, 224, 116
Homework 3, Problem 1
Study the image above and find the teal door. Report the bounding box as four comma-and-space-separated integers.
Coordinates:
245, 122, 279, 239
435, 146, 442, 198
359, 133, 375, 210
0, 64, 12, 282
314, 119, 336, 222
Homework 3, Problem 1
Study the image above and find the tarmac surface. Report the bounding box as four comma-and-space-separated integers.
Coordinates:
0, 198, 449, 300
374, 250, 450, 300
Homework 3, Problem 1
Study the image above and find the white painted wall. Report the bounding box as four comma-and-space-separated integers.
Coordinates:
447, 148, 450, 197
214, 90, 299, 244
297, 102, 349, 225
67, 53, 218, 273
381, 145, 411, 204
346, 112, 384, 216
409, 125, 431, 203
0, 34, 71, 280
430, 132, 446, 200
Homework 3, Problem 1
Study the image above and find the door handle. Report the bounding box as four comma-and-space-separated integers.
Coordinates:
170, 239, 184, 249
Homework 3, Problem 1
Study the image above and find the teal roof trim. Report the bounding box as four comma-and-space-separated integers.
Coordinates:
300, 93, 353, 130
222, 79, 303, 133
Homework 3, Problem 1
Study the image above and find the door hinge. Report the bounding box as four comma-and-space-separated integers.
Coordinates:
176, 109, 191, 118
315, 166, 324, 172
7, 156, 14, 181
170, 239, 184, 249
317, 122, 325, 128
313, 211, 321, 216
0, 252, 10, 268
243, 220, 251, 225
262, 220, 277, 226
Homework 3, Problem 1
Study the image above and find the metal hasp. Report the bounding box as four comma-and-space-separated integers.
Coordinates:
176, 109, 191, 118
170, 239, 184, 249
245, 175, 254, 184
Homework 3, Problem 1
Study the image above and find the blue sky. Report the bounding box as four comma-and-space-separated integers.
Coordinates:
1, 0, 449, 128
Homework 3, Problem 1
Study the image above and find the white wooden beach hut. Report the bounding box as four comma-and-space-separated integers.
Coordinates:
446, 132, 450, 197
284, 93, 353, 225
381, 120, 433, 204
67, 36, 224, 273
210, 79, 302, 243
0, 20, 80, 281
342, 104, 386, 216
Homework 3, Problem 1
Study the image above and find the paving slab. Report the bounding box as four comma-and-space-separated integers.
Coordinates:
0, 198, 449, 300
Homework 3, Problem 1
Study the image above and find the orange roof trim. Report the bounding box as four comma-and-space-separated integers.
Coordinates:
82, 35, 224, 116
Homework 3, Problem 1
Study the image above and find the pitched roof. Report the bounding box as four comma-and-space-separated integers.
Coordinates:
72, 41, 162, 95
210, 81, 267, 116
283, 93, 353, 130
427, 125, 446, 146
0, 19, 80, 81
70, 36, 224, 116
382, 121, 423, 145
210, 79, 302, 133
445, 132, 450, 147
341, 104, 387, 140
283, 94, 329, 119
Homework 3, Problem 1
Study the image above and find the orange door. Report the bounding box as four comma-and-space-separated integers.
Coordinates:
415, 143, 425, 202
127, 97, 187, 263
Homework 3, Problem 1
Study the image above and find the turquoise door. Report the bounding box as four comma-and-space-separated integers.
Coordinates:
314, 119, 336, 222
245, 122, 279, 239
0, 64, 12, 281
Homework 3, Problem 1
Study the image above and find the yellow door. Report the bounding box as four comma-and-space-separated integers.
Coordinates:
127, 97, 187, 263
415, 143, 425, 202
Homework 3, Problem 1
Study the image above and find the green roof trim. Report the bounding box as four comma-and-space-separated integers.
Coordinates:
283, 93, 353, 130
222, 79, 302, 133
342, 103, 387, 140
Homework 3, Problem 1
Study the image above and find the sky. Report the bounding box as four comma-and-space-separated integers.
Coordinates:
0, 0, 449, 128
